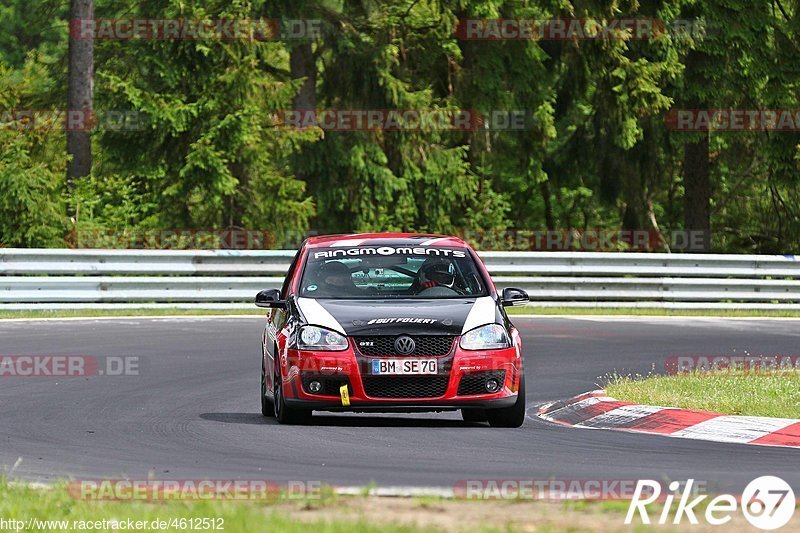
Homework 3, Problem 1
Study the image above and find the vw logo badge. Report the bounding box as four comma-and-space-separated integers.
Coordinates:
394, 335, 416, 355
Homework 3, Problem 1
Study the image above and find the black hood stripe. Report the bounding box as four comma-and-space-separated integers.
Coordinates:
307, 297, 499, 336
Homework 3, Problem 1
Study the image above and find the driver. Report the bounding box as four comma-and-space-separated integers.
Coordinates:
317, 261, 360, 296
414, 258, 456, 293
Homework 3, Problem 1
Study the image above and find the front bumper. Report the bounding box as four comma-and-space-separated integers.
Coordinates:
280, 343, 522, 412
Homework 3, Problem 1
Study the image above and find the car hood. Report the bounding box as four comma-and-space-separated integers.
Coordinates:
295, 296, 500, 336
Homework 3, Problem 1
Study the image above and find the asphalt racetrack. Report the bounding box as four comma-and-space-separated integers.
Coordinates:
1, 316, 797, 492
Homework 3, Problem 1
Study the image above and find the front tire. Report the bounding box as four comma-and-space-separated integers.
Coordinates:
486, 375, 526, 428
273, 364, 311, 425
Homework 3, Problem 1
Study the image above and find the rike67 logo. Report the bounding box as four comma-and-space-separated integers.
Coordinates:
626, 476, 796, 530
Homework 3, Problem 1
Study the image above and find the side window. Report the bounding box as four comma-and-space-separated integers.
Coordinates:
281, 250, 301, 299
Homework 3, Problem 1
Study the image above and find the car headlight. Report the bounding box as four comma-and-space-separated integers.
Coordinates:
459, 324, 510, 350
297, 325, 348, 351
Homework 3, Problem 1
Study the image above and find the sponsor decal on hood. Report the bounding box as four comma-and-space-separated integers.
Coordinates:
366, 318, 438, 325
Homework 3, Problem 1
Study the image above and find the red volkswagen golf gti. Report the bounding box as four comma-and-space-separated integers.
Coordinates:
256, 233, 529, 427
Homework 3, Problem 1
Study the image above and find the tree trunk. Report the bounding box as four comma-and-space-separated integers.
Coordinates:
681, 49, 711, 252
289, 41, 316, 224
67, 0, 94, 216
290, 42, 316, 111
682, 132, 711, 251
539, 179, 555, 231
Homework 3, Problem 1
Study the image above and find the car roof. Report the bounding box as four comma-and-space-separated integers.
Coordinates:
304, 232, 468, 249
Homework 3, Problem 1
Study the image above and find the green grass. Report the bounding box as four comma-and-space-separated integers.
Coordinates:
0, 479, 668, 533
0, 480, 426, 533
606, 369, 800, 418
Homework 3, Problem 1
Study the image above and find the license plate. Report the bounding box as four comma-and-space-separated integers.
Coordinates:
371, 358, 438, 375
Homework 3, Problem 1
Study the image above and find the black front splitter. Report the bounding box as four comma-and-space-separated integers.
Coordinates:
285, 395, 517, 413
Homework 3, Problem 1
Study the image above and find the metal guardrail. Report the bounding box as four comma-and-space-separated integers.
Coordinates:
1, 249, 800, 310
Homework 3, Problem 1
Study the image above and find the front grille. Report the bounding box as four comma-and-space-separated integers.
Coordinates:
302, 375, 353, 396
354, 335, 454, 357
362, 376, 449, 398
457, 370, 506, 396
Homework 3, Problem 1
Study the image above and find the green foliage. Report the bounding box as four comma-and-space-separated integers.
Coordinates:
0, 0, 799, 251
89, 0, 316, 245
0, 59, 66, 246
0, 133, 65, 246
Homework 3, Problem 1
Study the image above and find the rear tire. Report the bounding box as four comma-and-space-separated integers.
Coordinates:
461, 408, 488, 423
486, 375, 526, 428
274, 365, 312, 425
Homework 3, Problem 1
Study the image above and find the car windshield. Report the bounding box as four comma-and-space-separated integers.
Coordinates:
299, 246, 487, 299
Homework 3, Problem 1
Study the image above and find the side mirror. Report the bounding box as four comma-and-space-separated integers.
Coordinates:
255, 289, 286, 309
501, 287, 529, 307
